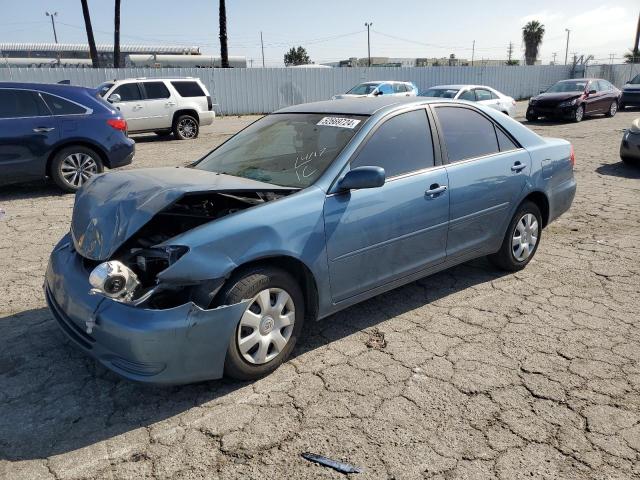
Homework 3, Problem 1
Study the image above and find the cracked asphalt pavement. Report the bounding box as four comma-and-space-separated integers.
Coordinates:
1, 104, 640, 479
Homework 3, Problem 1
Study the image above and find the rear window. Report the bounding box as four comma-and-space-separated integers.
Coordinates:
41, 93, 87, 115
143, 81, 171, 99
436, 106, 500, 162
171, 81, 205, 97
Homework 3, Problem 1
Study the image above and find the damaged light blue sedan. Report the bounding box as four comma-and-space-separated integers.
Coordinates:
46, 97, 576, 384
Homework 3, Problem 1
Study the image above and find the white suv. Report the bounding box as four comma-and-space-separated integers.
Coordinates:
97, 78, 215, 139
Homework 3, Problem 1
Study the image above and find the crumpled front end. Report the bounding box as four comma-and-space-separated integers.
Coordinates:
45, 234, 249, 384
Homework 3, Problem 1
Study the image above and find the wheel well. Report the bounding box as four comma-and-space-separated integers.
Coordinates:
172, 109, 199, 126
229, 256, 319, 322
524, 191, 549, 228
46, 142, 108, 177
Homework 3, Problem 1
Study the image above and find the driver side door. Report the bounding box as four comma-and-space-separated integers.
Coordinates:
109, 82, 145, 131
323, 108, 449, 303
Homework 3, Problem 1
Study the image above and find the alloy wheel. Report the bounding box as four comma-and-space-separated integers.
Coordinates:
512, 213, 539, 262
237, 288, 295, 365
177, 118, 197, 139
575, 106, 584, 122
60, 153, 98, 188
610, 102, 617, 116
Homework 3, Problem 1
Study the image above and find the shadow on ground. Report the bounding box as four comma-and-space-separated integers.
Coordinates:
0, 181, 67, 201
596, 161, 640, 178
0, 258, 506, 461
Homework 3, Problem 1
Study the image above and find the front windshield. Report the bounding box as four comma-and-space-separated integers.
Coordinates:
195, 113, 366, 188
546, 81, 587, 93
346, 83, 379, 95
97, 82, 114, 97
421, 88, 459, 98
629, 74, 640, 84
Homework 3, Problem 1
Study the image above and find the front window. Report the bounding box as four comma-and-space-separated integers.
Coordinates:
96, 82, 114, 97
421, 88, 459, 98
346, 83, 379, 95
629, 74, 640, 84
195, 113, 366, 188
546, 81, 587, 93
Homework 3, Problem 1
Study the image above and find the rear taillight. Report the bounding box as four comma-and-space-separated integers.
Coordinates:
512, 99, 516, 105
570, 145, 575, 167
107, 118, 127, 131
206, 95, 213, 111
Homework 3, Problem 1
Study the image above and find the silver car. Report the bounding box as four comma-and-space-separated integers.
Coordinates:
332, 81, 418, 100
421, 84, 517, 117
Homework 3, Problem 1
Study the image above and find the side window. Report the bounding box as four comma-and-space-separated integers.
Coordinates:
171, 81, 205, 97
459, 90, 476, 101
351, 109, 435, 177
143, 81, 171, 99
588, 81, 599, 92
495, 128, 518, 152
0, 89, 48, 118
490, 90, 500, 99
436, 106, 500, 162
40, 93, 87, 115
393, 83, 407, 93
475, 89, 493, 101
378, 84, 394, 95
113, 83, 143, 101
598, 80, 611, 91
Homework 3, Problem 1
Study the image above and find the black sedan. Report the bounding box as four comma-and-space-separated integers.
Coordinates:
620, 118, 640, 165
526, 78, 621, 123
620, 74, 640, 110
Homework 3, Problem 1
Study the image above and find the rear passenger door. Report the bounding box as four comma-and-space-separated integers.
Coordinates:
140, 81, 174, 130
0, 88, 58, 184
433, 105, 530, 259
475, 88, 501, 111
324, 108, 449, 302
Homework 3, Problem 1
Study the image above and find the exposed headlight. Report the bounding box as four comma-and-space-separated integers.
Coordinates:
558, 98, 578, 108
89, 260, 140, 302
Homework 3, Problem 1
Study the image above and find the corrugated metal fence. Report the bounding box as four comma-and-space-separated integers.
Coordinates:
0, 65, 574, 115
585, 63, 640, 88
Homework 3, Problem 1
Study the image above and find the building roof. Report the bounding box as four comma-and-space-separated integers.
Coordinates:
0, 43, 200, 54
275, 97, 436, 115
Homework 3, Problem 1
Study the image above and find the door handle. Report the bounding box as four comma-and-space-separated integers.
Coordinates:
133, 104, 143, 110
425, 184, 447, 197
511, 162, 526, 172
33, 127, 55, 133
166, 101, 176, 106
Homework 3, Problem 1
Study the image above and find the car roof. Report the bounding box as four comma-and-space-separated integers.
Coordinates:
111, 77, 201, 82
427, 84, 493, 90
276, 97, 437, 115
0, 81, 92, 95
359, 80, 411, 84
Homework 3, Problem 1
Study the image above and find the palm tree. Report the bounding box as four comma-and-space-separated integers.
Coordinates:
522, 21, 545, 65
113, 0, 121, 68
80, 0, 99, 67
624, 48, 640, 64
219, 0, 229, 68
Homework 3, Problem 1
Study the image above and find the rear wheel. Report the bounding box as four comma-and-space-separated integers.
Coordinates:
50, 146, 103, 192
489, 201, 542, 271
605, 101, 618, 117
173, 114, 199, 140
573, 105, 584, 123
217, 266, 305, 380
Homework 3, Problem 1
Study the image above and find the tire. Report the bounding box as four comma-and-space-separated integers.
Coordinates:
573, 104, 584, 123
621, 155, 639, 166
525, 110, 538, 122
489, 201, 542, 272
50, 146, 103, 193
619, 103, 626, 111
217, 266, 305, 380
172, 114, 199, 140
605, 101, 618, 117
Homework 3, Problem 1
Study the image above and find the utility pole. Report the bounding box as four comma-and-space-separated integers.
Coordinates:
634, 10, 640, 61
249, 58, 253, 68
507, 42, 514, 64
609, 53, 615, 64
45, 11, 58, 43
564, 29, 570, 65
552, 52, 557, 65
364, 22, 372, 67
260, 31, 265, 68
471, 40, 475, 66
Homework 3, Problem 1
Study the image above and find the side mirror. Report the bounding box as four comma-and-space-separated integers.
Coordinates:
107, 93, 121, 103
588, 89, 597, 95
539, 89, 545, 94
374, 90, 383, 96
338, 166, 385, 191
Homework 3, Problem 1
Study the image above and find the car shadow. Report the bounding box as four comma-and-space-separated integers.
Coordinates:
596, 161, 640, 178
129, 133, 175, 144
0, 181, 67, 201
0, 258, 507, 461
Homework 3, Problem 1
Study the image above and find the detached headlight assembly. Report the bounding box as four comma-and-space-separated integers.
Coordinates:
558, 98, 578, 108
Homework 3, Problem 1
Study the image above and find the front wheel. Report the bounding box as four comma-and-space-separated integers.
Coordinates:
489, 201, 542, 271
573, 105, 584, 123
217, 266, 305, 380
525, 110, 538, 122
605, 101, 618, 117
173, 114, 199, 140
50, 146, 103, 192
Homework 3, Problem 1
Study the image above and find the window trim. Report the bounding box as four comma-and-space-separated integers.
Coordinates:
139, 80, 172, 101
38, 90, 93, 116
429, 103, 524, 166
327, 105, 443, 194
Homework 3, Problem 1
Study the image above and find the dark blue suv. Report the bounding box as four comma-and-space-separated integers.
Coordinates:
0, 82, 135, 192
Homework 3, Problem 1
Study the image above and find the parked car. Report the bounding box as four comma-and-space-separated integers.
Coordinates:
620, 118, 640, 165
332, 81, 418, 99
0, 82, 134, 192
620, 74, 640, 110
420, 85, 517, 116
526, 78, 621, 122
97, 77, 215, 140
46, 96, 576, 384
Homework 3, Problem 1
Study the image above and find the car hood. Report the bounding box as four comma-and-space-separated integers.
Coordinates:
71, 167, 293, 261
624, 83, 640, 91
333, 94, 370, 99
532, 92, 582, 103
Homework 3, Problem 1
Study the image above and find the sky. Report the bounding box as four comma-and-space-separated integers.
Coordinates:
0, 0, 638, 66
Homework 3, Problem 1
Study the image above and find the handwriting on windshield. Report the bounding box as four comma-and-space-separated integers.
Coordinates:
295, 147, 327, 182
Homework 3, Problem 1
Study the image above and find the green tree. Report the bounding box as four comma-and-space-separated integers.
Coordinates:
284, 46, 310, 66
80, 0, 99, 67
522, 21, 545, 65
624, 48, 640, 64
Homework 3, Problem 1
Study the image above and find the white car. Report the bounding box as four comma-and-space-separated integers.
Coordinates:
332, 81, 418, 100
421, 84, 517, 117
97, 77, 215, 139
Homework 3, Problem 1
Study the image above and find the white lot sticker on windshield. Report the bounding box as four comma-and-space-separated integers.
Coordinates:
317, 117, 361, 129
